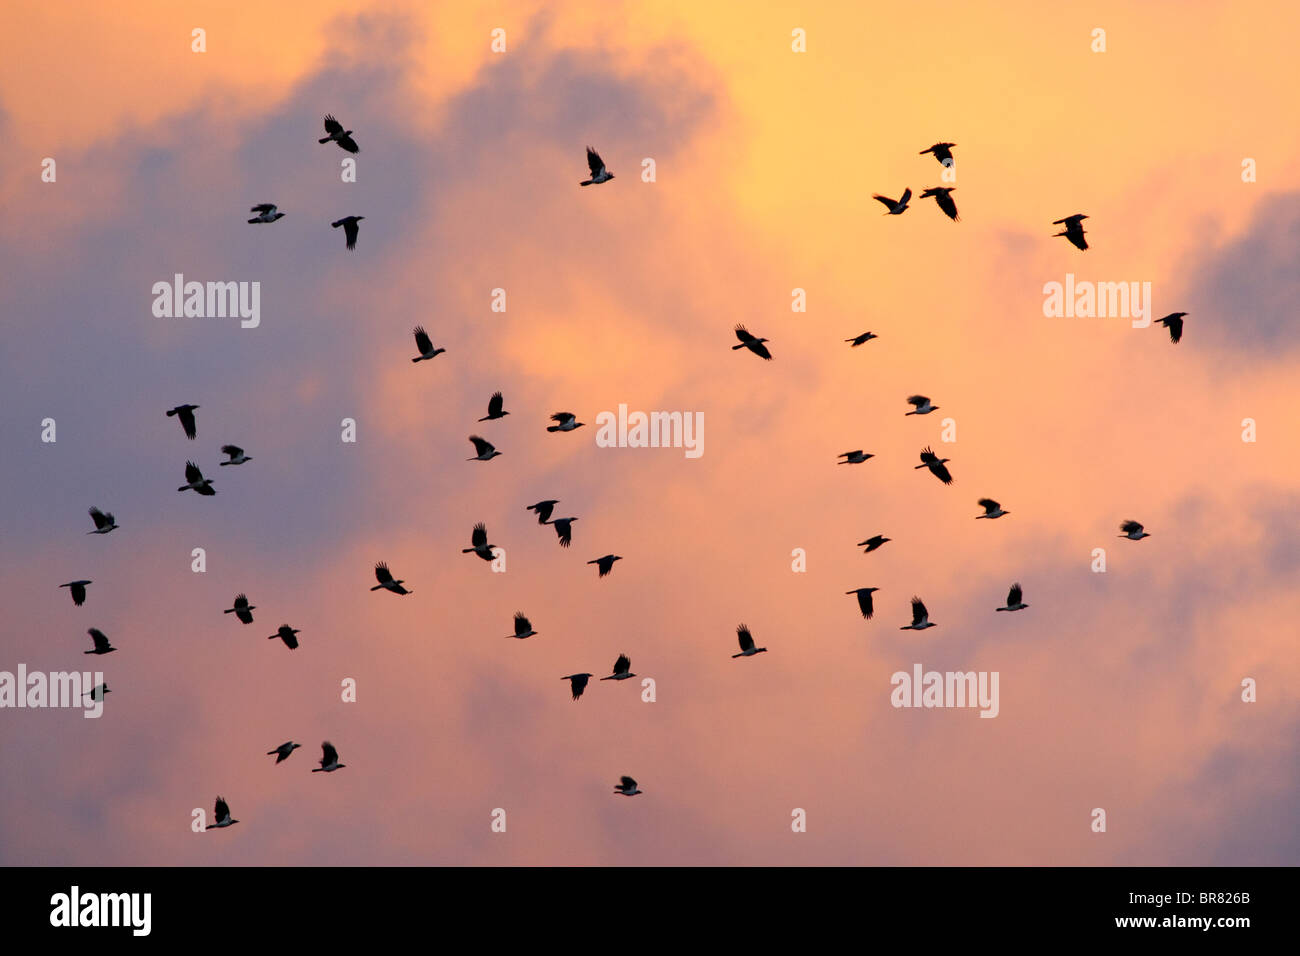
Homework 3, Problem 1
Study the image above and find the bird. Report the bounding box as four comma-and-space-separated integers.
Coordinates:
845, 331, 878, 347
177, 461, 215, 495
59, 580, 92, 606
247, 203, 285, 224
224, 593, 255, 624
332, 215, 364, 250
467, 435, 501, 461
1053, 214, 1089, 251
507, 612, 537, 639
614, 776, 642, 796
976, 498, 1009, 519
846, 587, 879, 619
920, 186, 959, 221
84, 628, 115, 655
919, 142, 957, 166
205, 796, 239, 829
580, 146, 614, 186
462, 523, 496, 561
525, 500, 559, 524
733, 624, 768, 658
916, 446, 953, 485
547, 412, 585, 432
410, 326, 445, 362
905, 395, 940, 415
551, 517, 577, 548
588, 554, 622, 577
268, 624, 300, 649
87, 507, 118, 534
858, 535, 891, 554
996, 583, 1028, 612
479, 392, 509, 421
311, 741, 345, 772
267, 742, 301, 764
219, 444, 251, 465
900, 597, 937, 630
873, 188, 912, 214
371, 561, 412, 595
1155, 312, 1187, 344
562, 673, 594, 700
732, 325, 772, 360
85, 683, 111, 701
838, 450, 874, 465
319, 114, 359, 153
601, 655, 635, 681
1119, 520, 1150, 540
166, 404, 199, 440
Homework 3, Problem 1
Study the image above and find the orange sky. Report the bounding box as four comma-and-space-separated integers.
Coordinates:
0, 0, 1297, 865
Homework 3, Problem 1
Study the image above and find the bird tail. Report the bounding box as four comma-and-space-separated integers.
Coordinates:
177, 485, 189, 492
460, 548, 474, 553
731, 343, 746, 350
546, 425, 560, 432
369, 585, 382, 590
580, 179, 593, 186
318, 136, 332, 144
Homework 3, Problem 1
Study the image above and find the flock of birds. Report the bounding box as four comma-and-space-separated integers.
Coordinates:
57, 122, 1186, 827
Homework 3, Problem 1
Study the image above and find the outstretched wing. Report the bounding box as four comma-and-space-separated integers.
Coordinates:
734, 324, 756, 344
413, 326, 432, 354
184, 461, 203, 483
613, 654, 630, 675
374, 562, 394, 584
250, 203, 276, 214
1007, 583, 1022, 606
487, 391, 504, 416
514, 612, 532, 636
471, 522, 487, 548
586, 147, 605, 177
737, 625, 753, 651
911, 598, 928, 625
221, 444, 243, 457
321, 742, 338, 765
323, 114, 344, 135
873, 194, 897, 210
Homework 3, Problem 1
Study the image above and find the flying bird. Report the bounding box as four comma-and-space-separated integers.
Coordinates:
905, 395, 939, 415
976, 498, 1009, 519
86, 682, 111, 701
916, 446, 953, 485
268, 624, 300, 649
588, 554, 622, 577
838, 450, 874, 465
332, 215, 364, 250
551, 517, 577, 548
920, 186, 959, 221
267, 742, 301, 764
614, 776, 642, 796
547, 412, 585, 432
562, 673, 593, 700
845, 331, 878, 346
60, 580, 92, 606
87, 507, 118, 534
177, 461, 215, 495
224, 593, 255, 624
84, 628, 115, 655
525, 500, 559, 524
919, 142, 957, 166
732, 624, 768, 658
996, 583, 1028, 612
1053, 214, 1089, 251
166, 404, 199, 440
205, 797, 239, 829
219, 444, 251, 465
873, 188, 912, 215
410, 326, 445, 362
371, 561, 412, 595
732, 325, 772, 360
247, 203, 285, 224
900, 597, 937, 630
1155, 312, 1186, 344
858, 535, 890, 554
580, 146, 614, 186
507, 612, 537, 639
846, 587, 879, 620
462, 523, 496, 561
467, 435, 501, 461
479, 392, 509, 421
311, 741, 345, 773
601, 654, 635, 681
319, 114, 359, 153
1119, 520, 1150, 540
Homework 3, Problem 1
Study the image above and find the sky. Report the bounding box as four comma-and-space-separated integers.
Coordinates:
1, 0, 1297, 866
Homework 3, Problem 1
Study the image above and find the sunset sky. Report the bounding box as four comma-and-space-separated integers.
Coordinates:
1, 0, 1297, 866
